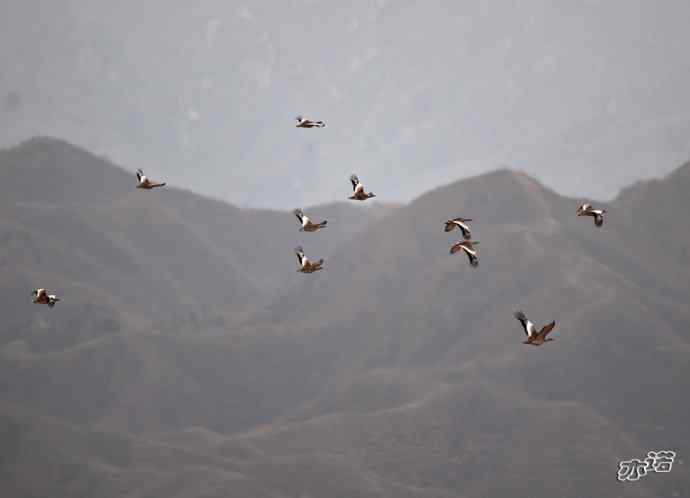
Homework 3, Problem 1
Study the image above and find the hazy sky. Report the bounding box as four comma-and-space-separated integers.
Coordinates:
2, 0, 690, 207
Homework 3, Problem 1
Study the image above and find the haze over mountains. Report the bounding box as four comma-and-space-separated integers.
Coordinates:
0, 138, 688, 497
3, 1, 690, 207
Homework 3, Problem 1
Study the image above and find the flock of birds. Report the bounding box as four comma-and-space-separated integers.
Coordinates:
30, 115, 608, 346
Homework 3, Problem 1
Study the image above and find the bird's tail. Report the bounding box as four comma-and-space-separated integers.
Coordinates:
367, 193, 376, 198
319, 221, 328, 228
152, 182, 166, 188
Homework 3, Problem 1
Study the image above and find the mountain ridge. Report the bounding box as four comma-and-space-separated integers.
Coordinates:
0, 138, 688, 497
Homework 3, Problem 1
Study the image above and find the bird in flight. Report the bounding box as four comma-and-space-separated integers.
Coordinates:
295, 246, 324, 273
31, 288, 60, 308
348, 174, 376, 201
294, 208, 328, 232
295, 115, 326, 128
513, 310, 556, 345
444, 217, 472, 240
450, 240, 479, 267
136, 169, 166, 189
577, 203, 606, 227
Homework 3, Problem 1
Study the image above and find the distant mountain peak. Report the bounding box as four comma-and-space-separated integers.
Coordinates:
0, 136, 131, 205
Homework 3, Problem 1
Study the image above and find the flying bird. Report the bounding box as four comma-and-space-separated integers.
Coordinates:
349, 174, 376, 201
295, 246, 324, 273
577, 203, 606, 227
294, 209, 327, 232
450, 240, 479, 267
31, 288, 60, 308
136, 169, 166, 189
444, 217, 472, 240
295, 115, 326, 128
513, 310, 556, 346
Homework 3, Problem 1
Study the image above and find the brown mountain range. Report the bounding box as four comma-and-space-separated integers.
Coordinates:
0, 138, 687, 497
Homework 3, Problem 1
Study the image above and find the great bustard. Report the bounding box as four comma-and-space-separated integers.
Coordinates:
450, 240, 479, 268
513, 310, 556, 345
444, 217, 472, 240
295, 115, 326, 128
577, 203, 606, 227
136, 169, 166, 189
349, 174, 376, 201
294, 208, 327, 232
295, 246, 324, 273
31, 288, 60, 308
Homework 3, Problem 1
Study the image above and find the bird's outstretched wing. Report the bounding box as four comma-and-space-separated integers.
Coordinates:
538, 321, 556, 339
295, 246, 305, 265
350, 174, 360, 192
513, 310, 529, 336
463, 241, 478, 252
449, 241, 465, 255
457, 223, 471, 240
463, 248, 478, 266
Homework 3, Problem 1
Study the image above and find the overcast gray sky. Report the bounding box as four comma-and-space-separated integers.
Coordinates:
2, 0, 690, 207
